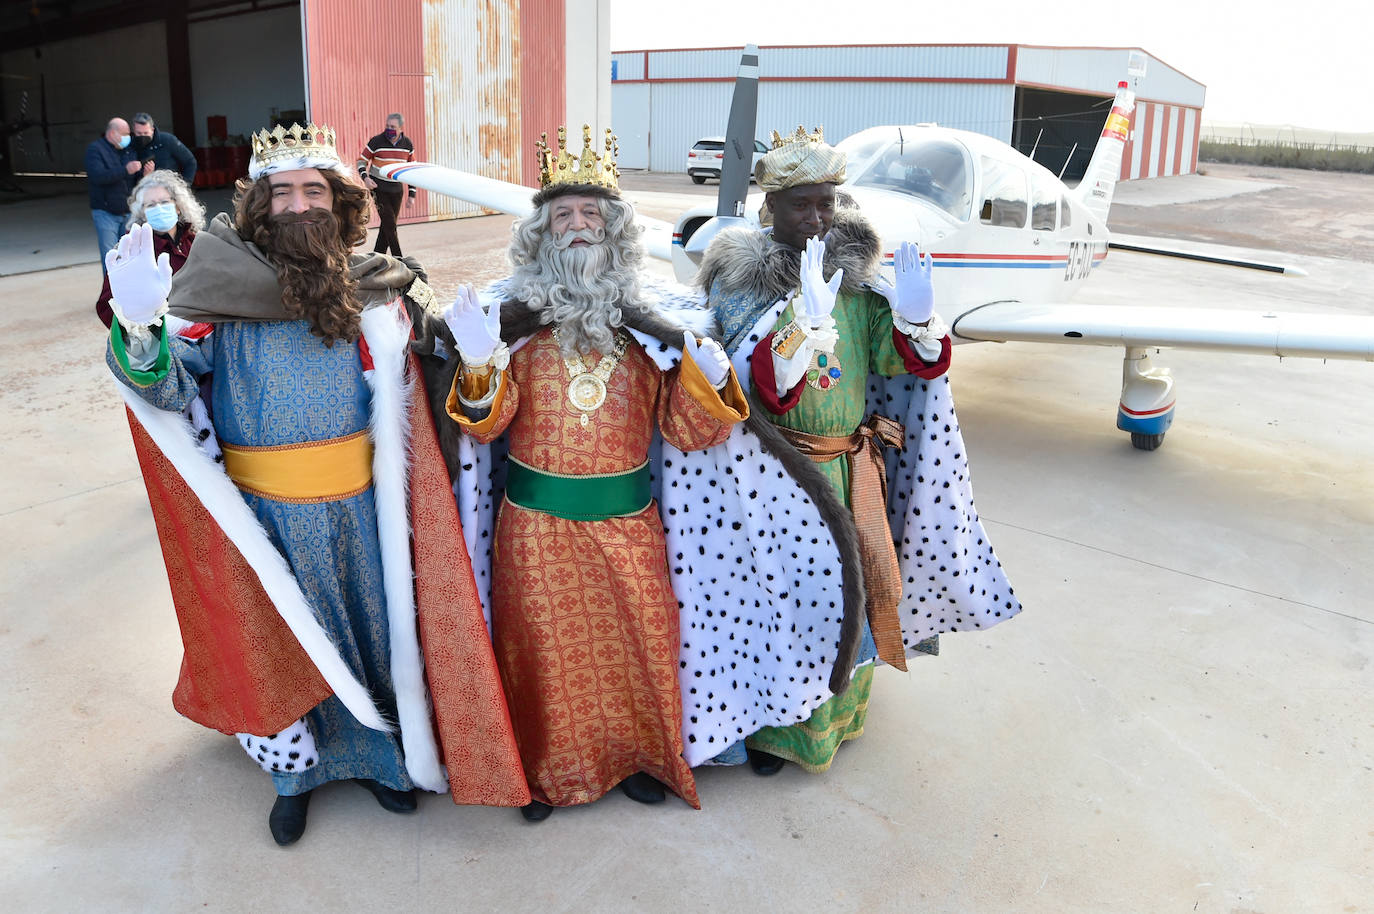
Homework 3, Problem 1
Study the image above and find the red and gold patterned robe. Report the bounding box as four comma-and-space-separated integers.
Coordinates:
448, 328, 747, 808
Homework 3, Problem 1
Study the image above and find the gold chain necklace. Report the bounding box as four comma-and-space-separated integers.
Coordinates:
552, 326, 628, 426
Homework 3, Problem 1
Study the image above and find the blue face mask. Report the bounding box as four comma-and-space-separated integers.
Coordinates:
145, 202, 178, 232
117, 134, 131, 149
384, 128, 398, 141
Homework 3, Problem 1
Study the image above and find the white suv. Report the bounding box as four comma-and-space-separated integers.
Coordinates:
686, 136, 769, 184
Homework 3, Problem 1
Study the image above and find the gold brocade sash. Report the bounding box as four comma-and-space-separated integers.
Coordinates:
220, 430, 374, 503
778, 415, 909, 671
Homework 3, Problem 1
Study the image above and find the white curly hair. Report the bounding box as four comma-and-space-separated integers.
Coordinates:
128, 169, 207, 232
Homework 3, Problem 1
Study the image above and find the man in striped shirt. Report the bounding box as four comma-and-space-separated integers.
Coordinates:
358, 113, 416, 256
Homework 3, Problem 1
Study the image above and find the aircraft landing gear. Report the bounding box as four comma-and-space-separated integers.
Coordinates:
1116, 347, 1175, 451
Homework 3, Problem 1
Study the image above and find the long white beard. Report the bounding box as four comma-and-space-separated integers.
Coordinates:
515, 230, 640, 358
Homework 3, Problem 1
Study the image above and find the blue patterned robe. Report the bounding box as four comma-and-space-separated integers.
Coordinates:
110, 319, 412, 796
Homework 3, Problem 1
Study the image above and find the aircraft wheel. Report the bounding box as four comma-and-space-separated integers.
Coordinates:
691, 174, 706, 185
1131, 432, 1166, 451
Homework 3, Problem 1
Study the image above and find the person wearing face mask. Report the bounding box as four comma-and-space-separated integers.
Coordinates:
130, 113, 198, 184
96, 170, 205, 328
84, 117, 141, 269
357, 113, 416, 256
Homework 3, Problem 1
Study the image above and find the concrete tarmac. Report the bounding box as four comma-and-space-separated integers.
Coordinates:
1, 171, 1371, 912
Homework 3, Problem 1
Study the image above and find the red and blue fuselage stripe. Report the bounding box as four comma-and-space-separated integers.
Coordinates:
878, 251, 1110, 269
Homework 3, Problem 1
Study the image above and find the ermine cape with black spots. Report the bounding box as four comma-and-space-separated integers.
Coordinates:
414, 251, 1019, 769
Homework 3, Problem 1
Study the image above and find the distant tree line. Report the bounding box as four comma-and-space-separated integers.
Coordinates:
1199, 140, 1374, 174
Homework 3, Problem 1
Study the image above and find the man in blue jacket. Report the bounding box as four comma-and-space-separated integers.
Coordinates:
85, 117, 140, 269
131, 113, 198, 184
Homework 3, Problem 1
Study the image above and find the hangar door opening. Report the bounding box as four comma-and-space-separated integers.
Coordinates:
1011, 86, 1114, 184
1, 1, 306, 187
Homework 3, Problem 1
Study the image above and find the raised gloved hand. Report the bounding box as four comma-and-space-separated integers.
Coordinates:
870, 240, 934, 327
798, 236, 844, 331
105, 223, 173, 330
442, 284, 504, 367
683, 331, 731, 389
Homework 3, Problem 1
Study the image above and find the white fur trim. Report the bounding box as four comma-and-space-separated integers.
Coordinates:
248, 156, 355, 181
117, 386, 390, 733
237, 718, 318, 774
360, 303, 448, 793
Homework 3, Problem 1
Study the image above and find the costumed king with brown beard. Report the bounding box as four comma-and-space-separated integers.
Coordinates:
103, 123, 527, 846
435, 126, 749, 822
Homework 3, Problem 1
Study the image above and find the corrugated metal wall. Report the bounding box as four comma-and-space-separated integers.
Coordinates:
612, 43, 1204, 180
614, 82, 652, 169
304, 0, 429, 222
520, 0, 567, 189
626, 79, 1014, 173
302, 0, 568, 222
612, 44, 1016, 172
421, 0, 518, 218
1015, 46, 1205, 108
1122, 102, 1201, 179
761, 44, 1008, 80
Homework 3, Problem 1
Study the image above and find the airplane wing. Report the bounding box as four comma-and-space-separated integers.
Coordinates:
379, 161, 677, 262
1108, 232, 1308, 276
952, 301, 1374, 360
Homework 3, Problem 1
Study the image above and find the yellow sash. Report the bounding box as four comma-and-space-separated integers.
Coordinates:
220, 430, 374, 503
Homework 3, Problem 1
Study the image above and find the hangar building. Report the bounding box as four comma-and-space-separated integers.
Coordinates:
1, 0, 610, 222
610, 44, 1206, 183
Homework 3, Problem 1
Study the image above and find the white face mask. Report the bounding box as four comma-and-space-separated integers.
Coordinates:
144, 201, 179, 232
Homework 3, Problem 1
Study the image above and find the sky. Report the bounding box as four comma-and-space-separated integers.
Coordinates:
608, 0, 1372, 135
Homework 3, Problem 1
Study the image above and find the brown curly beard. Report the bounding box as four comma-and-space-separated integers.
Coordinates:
233, 172, 372, 345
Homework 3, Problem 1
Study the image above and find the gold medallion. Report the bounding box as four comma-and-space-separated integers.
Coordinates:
553, 326, 627, 428
569, 373, 608, 412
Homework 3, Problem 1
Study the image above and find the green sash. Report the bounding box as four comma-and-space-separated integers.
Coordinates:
504, 458, 652, 521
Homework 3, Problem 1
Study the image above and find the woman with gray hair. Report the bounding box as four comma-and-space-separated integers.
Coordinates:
96, 169, 205, 327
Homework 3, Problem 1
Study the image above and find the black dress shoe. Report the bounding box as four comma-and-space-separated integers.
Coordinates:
520, 800, 554, 822
618, 772, 666, 804
355, 778, 418, 813
269, 791, 312, 846
746, 747, 786, 776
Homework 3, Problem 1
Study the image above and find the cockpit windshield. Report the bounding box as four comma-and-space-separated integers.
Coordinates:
841, 132, 973, 220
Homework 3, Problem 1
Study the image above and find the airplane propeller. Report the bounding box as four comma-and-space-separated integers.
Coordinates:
681, 44, 761, 260
716, 44, 759, 220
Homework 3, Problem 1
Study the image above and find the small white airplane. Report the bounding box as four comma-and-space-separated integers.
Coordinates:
382, 46, 1374, 450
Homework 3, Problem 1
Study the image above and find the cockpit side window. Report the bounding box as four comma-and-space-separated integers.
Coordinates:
1030, 173, 1058, 231
1060, 196, 1072, 229
979, 157, 1027, 228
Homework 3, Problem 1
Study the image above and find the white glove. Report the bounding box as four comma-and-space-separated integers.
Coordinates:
870, 240, 934, 328
442, 284, 506, 368
683, 331, 730, 389
105, 223, 173, 334
799, 236, 844, 332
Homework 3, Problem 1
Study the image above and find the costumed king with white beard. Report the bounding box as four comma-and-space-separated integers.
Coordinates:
435, 126, 749, 823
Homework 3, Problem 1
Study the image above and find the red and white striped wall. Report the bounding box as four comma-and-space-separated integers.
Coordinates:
1121, 102, 1200, 179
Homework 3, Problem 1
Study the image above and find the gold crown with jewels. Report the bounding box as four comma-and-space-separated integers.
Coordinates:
537, 125, 620, 191
249, 122, 344, 177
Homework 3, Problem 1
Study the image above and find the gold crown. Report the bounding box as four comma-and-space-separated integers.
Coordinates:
250, 122, 343, 175
537, 125, 620, 191
770, 125, 827, 150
